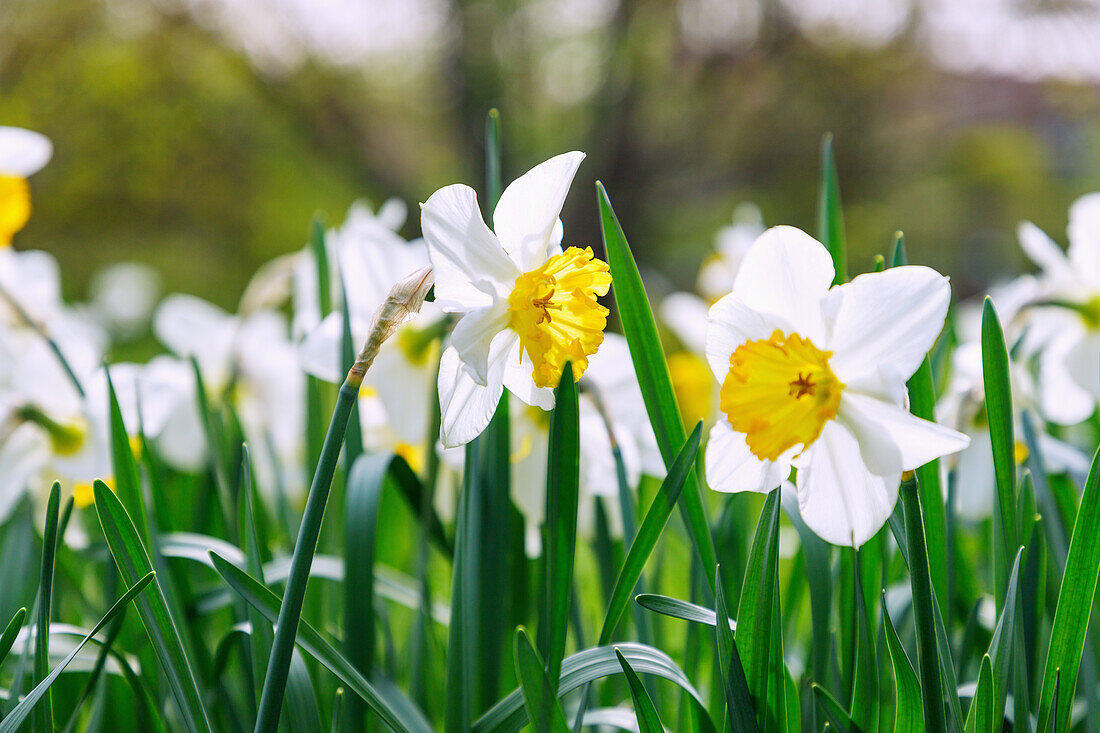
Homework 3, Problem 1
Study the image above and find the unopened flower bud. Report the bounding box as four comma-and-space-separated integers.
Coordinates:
346, 266, 434, 387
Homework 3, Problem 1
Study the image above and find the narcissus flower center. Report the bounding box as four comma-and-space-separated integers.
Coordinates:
508, 246, 611, 389
0, 175, 31, 247
720, 329, 843, 461
668, 351, 714, 428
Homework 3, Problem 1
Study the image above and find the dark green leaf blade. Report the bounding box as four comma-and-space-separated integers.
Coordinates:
615, 648, 665, 733
514, 628, 570, 733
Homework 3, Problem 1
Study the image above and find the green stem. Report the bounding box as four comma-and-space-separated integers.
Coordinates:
254, 380, 358, 733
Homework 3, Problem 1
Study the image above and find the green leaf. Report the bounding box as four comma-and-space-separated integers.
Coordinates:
0, 607, 27, 669
599, 422, 701, 645
635, 593, 734, 630
899, 475, 947, 733
964, 655, 994, 733
736, 488, 782, 731
0, 572, 155, 733
780, 491, 832, 699
256, 381, 359, 733
34, 481, 61, 733
285, 647, 323, 733
816, 132, 848, 285
240, 445, 273, 714
811, 684, 854, 733
92, 480, 211, 733
514, 628, 570, 733
615, 648, 664, 733
1037, 447, 1100, 732
485, 108, 503, 209
310, 215, 332, 318
987, 548, 1023, 730
848, 551, 877, 732
472, 643, 714, 733
208, 551, 433, 733
105, 368, 151, 547
597, 181, 717, 583
539, 361, 580, 694
716, 568, 759, 733
981, 298, 1020, 606
882, 593, 923, 733
331, 688, 345, 733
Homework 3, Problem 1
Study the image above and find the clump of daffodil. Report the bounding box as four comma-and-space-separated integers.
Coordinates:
705, 226, 969, 546
421, 151, 612, 447
0, 127, 52, 247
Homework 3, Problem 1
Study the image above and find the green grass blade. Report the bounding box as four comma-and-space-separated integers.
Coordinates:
472, 642, 714, 733
736, 488, 781, 731
599, 422, 701, 645
310, 215, 332, 318
597, 181, 717, 584
811, 684, 854, 733
635, 593, 734, 629
988, 549, 1023, 729
780, 491, 832, 700
33, 482, 62, 733
331, 688, 345, 733
485, 108, 502, 209
0, 572, 155, 733
93, 480, 212, 733
340, 278, 364, 470
1037, 447, 1100, 732
0, 607, 27, 669
208, 550, 432, 733
964, 655, 994, 733
615, 648, 665, 733
285, 647, 324, 733
514, 628, 570, 733
240, 445, 273, 714
539, 361, 580, 693
882, 593, 923, 733
816, 132, 848, 285
981, 298, 1019, 606
899, 475, 947, 733
716, 568, 759, 733
255, 381, 358, 733
105, 367, 151, 546
446, 446, 480, 732
388, 456, 452, 558
848, 552, 877, 732
344, 452, 386, 731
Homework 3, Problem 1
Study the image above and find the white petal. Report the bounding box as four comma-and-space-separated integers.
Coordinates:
731, 226, 833, 342
449, 300, 509, 385
153, 294, 236, 383
1037, 433, 1091, 478
420, 184, 518, 311
838, 392, 970, 475
825, 266, 950, 389
953, 428, 995, 521
704, 421, 788, 494
365, 340, 435, 447
704, 293, 780, 380
1018, 221, 1072, 278
298, 312, 345, 384
0, 127, 52, 177
660, 292, 711, 354
438, 345, 505, 448
1068, 192, 1100, 288
1039, 331, 1096, 425
503, 337, 556, 410
493, 151, 585, 272
794, 421, 899, 547
1065, 332, 1100, 401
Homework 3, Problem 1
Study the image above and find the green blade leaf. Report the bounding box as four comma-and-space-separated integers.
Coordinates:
815, 132, 848, 285
716, 568, 759, 733
1037, 447, 1100, 732
514, 628, 570, 733
540, 361, 580, 693
207, 551, 431, 733
597, 181, 717, 583
812, 684, 854, 733
882, 592, 923, 733
256, 380, 359, 733
34, 481, 61, 733
285, 647, 323, 733
988, 548, 1024, 729
240, 445, 273, 714
615, 648, 665, 733
105, 367, 151, 547
634, 593, 734, 629
92, 480, 211, 733
735, 488, 782, 731
964, 655, 994, 733
0, 572, 155, 733
981, 297, 1020, 606
0, 607, 27, 669
599, 422, 701, 645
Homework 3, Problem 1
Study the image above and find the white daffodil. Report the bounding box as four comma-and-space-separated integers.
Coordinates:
298, 201, 445, 466
938, 340, 1089, 520
704, 226, 969, 546
1015, 194, 1100, 425
421, 151, 612, 448
0, 126, 52, 247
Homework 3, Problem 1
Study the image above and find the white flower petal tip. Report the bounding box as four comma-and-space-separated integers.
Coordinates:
704, 422, 788, 494
0, 127, 53, 177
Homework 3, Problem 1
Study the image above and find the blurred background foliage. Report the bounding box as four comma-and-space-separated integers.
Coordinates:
5, 0, 1100, 321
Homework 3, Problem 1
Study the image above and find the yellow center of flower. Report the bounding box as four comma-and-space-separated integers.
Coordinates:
0, 175, 31, 247
1014, 440, 1029, 465
507, 246, 611, 389
73, 478, 116, 509
394, 441, 424, 473
720, 329, 844, 461
668, 350, 714, 427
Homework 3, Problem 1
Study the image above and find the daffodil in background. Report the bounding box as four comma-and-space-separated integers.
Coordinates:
704, 225, 969, 546
0, 126, 52, 247
421, 151, 612, 447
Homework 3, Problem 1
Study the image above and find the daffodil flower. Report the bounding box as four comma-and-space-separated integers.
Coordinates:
0, 126, 52, 247
421, 151, 612, 447
704, 226, 969, 546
